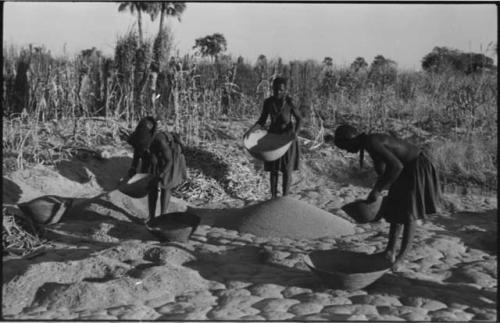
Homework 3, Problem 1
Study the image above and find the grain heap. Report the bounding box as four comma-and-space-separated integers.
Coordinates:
238, 197, 355, 239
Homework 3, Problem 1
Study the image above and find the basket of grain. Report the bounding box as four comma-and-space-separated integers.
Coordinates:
243, 129, 294, 162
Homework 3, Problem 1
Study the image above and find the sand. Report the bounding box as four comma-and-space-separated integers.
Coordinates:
2, 120, 497, 321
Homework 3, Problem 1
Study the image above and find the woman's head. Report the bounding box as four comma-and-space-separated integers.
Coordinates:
272, 77, 287, 99
334, 124, 361, 153
128, 116, 157, 154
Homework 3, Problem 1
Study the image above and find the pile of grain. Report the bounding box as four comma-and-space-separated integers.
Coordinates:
238, 197, 355, 239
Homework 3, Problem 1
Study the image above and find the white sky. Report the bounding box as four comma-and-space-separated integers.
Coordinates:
3, 2, 498, 70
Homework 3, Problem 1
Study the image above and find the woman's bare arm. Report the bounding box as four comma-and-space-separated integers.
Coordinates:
255, 101, 269, 128
373, 158, 386, 176
157, 138, 173, 181
289, 99, 302, 135
367, 135, 403, 194
245, 101, 269, 138
129, 151, 140, 177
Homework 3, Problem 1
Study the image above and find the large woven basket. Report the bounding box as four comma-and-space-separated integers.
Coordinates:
118, 173, 155, 198
341, 197, 384, 223
18, 195, 72, 225
146, 212, 201, 243
304, 249, 391, 290
243, 129, 294, 161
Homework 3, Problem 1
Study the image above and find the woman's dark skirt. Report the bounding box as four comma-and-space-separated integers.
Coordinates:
379, 153, 441, 224
140, 133, 187, 190
264, 138, 300, 173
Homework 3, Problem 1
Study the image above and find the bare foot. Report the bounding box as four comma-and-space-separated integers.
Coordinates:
391, 259, 404, 272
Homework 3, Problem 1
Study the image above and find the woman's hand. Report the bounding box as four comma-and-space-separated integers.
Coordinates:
244, 124, 260, 140
243, 129, 252, 140
148, 175, 161, 191
366, 189, 380, 203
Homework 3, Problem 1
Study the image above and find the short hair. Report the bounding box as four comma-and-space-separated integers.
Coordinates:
139, 116, 157, 132
334, 124, 358, 146
128, 116, 157, 150
272, 77, 287, 89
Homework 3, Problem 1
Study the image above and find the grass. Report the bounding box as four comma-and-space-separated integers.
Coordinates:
428, 136, 497, 191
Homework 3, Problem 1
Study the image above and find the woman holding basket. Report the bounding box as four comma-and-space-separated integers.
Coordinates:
245, 77, 302, 199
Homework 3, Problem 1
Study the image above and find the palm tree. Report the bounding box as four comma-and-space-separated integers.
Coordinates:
149, 2, 186, 71
149, 2, 186, 35
118, 2, 150, 45
350, 57, 368, 72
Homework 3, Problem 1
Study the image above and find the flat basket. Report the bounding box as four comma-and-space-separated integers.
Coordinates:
243, 129, 294, 162
18, 195, 71, 225
146, 212, 201, 243
118, 173, 155, 198
304, 249, 391, 290
341, 197, 384, 223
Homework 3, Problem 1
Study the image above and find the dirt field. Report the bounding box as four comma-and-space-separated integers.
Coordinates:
2, 119, 497, 321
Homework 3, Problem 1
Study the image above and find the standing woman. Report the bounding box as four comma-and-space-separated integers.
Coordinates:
245, 77, 302, 198
127, 117, 187, 221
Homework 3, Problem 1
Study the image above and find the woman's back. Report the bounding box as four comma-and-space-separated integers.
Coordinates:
366, 133, 421, 166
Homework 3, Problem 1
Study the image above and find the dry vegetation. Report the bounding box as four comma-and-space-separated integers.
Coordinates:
3, 206, 47, 256
3, 34, 497, 193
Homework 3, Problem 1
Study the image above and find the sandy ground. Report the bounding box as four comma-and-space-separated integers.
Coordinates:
2, 121, 497, 321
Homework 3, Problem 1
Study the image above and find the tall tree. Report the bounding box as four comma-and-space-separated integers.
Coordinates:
350, 57, 368, 72
322, 56, 333, 67
149, 2, 186, 35
368, 55, 397, 88
193, 33, 227, 61
118, 2, 150, 45
149, 2, 186, 71
255, 54, 268, 79
422, 46, 494, 74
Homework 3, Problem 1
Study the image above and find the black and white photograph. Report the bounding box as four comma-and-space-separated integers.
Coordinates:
2, 2, 497, 321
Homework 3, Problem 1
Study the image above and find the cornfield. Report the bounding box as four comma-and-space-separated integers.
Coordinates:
2, 33, 498, 189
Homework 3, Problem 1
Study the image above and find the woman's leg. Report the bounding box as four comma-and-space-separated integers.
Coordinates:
282, 169, 292, 196
148, 188, 159, 221
396, 220, 416, 263
270, 171, 278, 198
385, 223, 403, 261
160, 188, 171, 215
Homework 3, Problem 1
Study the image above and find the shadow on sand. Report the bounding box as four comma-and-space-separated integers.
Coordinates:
187, 206, 246, 231
431, 209, 497, 254
370, 272, 497, 310
3, 177, 23, 204
185, 244, 319, 290
45, 195, 156, 245
55, 156, 132, 191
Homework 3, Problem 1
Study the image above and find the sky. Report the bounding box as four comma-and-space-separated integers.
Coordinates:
3, 2, 498, 70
